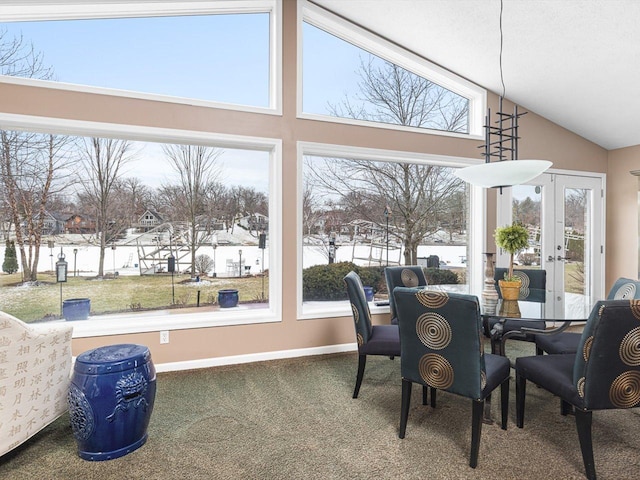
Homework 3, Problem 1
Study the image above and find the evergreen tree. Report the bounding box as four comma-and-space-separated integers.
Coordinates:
2, 240, 19, 274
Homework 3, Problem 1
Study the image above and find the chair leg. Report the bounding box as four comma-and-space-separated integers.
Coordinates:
535, 346, 544, 356
353, 354, 366, 399
422, 385, 428, 405
575, 409, 596, 480
561, 399, 573, 416
470, 400, 484, 468
430, 387, 437, 408
500, 378, 509, 430
516, 372, 526, 428
399, 379, 412, 439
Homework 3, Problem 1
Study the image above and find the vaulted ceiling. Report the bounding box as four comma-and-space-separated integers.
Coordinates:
313, 0, 640, 151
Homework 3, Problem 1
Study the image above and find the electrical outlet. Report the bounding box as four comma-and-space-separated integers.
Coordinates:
160, 330, 169, 344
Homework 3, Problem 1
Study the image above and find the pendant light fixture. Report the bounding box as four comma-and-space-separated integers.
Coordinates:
455, 0, 551, 189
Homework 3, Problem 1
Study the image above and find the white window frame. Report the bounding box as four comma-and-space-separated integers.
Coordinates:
0, 0, 282, 115
296, 141, 486, 320
297, 0, 486, 139
0, 112, 283, 337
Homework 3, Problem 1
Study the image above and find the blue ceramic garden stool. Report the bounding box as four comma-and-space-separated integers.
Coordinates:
68, 344, 157, 461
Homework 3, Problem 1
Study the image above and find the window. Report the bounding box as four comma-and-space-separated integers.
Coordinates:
0, 0, 281, 113
299, 1, 485, 136
0, 115, 282, 337
298, 143, 483, 319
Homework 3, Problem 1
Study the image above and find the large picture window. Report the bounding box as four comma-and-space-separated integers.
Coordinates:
0, 0, 280, 112
298, 143, 480, 319
299, 1, 485, 136
0, 116, 282, 336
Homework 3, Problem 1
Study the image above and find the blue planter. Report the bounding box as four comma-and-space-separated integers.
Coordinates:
68, 344, 156, 461
63, 298, 91, 321
218, 289, 239, 308
363, 286, 374, 302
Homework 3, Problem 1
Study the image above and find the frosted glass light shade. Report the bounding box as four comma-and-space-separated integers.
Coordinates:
455, 160, 552, 188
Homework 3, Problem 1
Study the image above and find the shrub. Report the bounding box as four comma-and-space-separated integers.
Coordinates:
2, 240, 18, 274
302, 262, 384, 301
424, 268, 459, 285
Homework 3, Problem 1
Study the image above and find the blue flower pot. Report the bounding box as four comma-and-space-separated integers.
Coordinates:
218, 289, 239, 308
363, 286, 374, 302
63, 298, 91, 321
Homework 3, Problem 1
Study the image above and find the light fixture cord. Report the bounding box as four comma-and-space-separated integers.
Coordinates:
499, 0, 505, 99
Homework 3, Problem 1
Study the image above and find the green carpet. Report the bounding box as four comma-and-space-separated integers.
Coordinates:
1, 343, 639, 479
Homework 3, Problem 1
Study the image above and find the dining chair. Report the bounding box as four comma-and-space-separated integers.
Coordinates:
515, 299, 640, 480
534, 277, 640, 355
485, 268, 547, 353
344, 271, 401, 398
384, 265, 428, 325
393, 287, 510, 468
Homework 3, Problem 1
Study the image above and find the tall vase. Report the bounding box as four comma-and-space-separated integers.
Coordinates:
481, 252, 499, 315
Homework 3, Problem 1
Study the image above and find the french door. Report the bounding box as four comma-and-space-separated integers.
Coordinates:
497, 172, 604, 319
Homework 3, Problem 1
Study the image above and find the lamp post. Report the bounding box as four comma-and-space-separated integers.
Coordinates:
73, 248, 78, 277
212, 244, 218, 278
48, 240, 54, 272
238, 249, 243, 277
384, 206, 391, 266
55, 248, 68, 317
111, 244, 116, 275
168, 253, 175, 304
259, 231, 266, 300
328, 233, 336, 264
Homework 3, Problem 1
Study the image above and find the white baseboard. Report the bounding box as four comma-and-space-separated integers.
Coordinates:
154, 342, 358, 373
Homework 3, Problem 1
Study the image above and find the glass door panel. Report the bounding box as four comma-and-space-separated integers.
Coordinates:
498, 173, 603, 319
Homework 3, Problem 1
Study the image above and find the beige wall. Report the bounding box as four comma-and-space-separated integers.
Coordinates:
1, 0, 612, 365
606, 146, 640, 288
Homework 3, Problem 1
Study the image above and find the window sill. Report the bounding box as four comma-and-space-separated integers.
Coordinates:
68, 305, 280, 338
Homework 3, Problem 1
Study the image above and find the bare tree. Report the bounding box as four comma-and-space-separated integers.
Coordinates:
79, 138, 135, 277
163, 144, 223, 276
1, 131, 75, 281
0, 27, 53, 79
306, 157, 463, 264
0, 27, 65, 281
329, 57, 469, 133
304, 56, 469, 265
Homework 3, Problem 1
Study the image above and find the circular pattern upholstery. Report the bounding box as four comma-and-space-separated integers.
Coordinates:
401, 269, 420, 287
480, 371, 487, 390
583, 336, 593, 362
416, 312, 451, 350
609, 371, 640, 408
619, 327, 640, 366
416, 291, 449, 309
614, 283, 637, 300
631, 300, 640, 320
351, 304, 359, 323
513, 271, 531, 298
419, 353, 454, 389
356, 333, 363, 347
577, 377, 585, 398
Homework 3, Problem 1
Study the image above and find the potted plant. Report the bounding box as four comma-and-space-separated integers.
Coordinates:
494, 222, 530, 300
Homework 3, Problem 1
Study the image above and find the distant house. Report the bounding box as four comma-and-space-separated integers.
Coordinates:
239, 213, 268, 232
29, 211, 67, 235
137, 210, 164, 232
65, 214, 96, 234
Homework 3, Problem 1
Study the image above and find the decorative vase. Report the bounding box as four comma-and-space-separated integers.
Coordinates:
499, 299, 521, 318
481, 253, 499, 315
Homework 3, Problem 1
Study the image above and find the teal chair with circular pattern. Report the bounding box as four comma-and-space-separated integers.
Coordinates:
384, 266, 428, 325
516, 299, 640, 480
344, 271, 401, 399
393, 287, 510, 469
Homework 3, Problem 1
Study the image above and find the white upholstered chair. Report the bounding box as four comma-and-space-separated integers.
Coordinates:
0, 311, 73, 457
